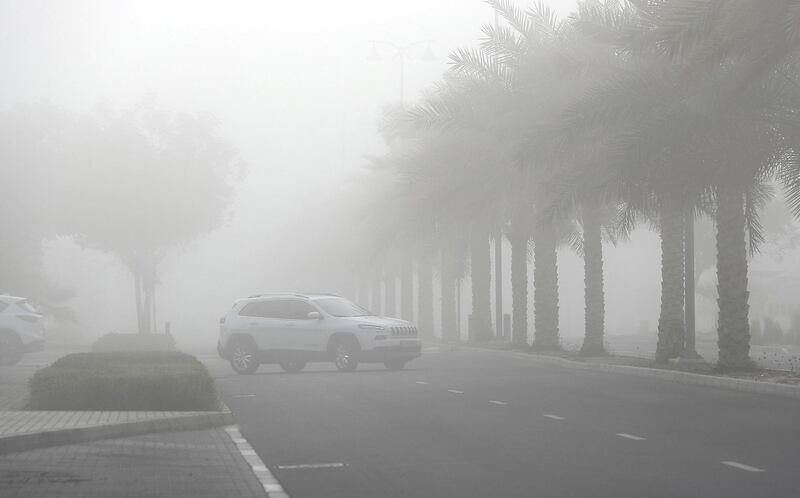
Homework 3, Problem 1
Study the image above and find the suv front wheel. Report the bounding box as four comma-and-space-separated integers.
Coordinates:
332, 338, 359, 372
229, 338, 259, 375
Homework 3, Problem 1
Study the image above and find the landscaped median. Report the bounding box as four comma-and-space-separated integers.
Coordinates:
28, 351, 219, 411
0, 349, 232, 455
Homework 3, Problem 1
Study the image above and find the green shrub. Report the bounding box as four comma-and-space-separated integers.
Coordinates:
91, 332, 175, 352
28, 351, 219, 411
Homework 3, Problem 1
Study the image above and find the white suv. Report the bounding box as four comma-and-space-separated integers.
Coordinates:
0, 295, 46, 365
217, 293, 421, 374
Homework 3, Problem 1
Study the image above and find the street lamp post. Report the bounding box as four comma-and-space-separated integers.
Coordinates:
367, 39, 435, 106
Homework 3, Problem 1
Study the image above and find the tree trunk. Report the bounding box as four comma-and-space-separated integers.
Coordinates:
509, 225, 528, 347
580, 206, 606, 355
417, 253, 434, 340
141, 282, 153, 334
470, 229, 493, 342
532, 222, 560, 350
400, 258, 414, 322
494, 229, 504, 339
656, 196, 685, 362
441, 247, 458, 344
357, 274, 369, 309
716, 186, 751, 369
385, 269, 396, 318
133, 271, 145, 334
371, 273, 383, 316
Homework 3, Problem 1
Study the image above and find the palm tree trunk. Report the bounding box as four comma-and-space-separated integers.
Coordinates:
470, 229, 493, 342
385, 269, 396, 318
716, 186, 751, 369
494, 229, 504, 339
509, 226, 528, 347
400, 258, 414, 322
656, 197, 685, 363
441, 247, 458, 344
417, 253, 434, 340
580, 206, 606, 355
358, 274, 369, 308
532, 222, 560, 350
371, 273, 383, 316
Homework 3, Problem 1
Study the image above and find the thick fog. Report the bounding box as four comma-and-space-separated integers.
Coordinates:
3, 0, 798, 352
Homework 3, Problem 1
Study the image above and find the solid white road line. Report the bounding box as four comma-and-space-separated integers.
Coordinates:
616, 433, 647, 441
225, 426, 289, 498
542, 414, 565, 420
233, 394, 257, 398
721, 461, 765, 473
277, 463, 348, 470
447, 389, 464, 394
489, 400, 508, 405
415, 381, 429, 385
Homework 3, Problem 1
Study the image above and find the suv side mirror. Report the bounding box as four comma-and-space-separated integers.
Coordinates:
307, 311, 322, 320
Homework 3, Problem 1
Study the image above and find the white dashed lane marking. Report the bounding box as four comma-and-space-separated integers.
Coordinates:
489, 400, 508, 405
447, 389, 464, 394
542, 414, 565, 420
233, 394, 257, 398
721, 461, 765, 473
616, 433, 646, 441
415, 381, 429, 385
277, 463, 348, 470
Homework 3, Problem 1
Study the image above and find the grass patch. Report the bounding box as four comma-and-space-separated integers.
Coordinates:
28, 351, 219, 411
92, 333, 175, 352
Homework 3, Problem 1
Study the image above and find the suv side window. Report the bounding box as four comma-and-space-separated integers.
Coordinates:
239, 302, 262, 317
282, 300, 316, 320
239, 301, 283, 318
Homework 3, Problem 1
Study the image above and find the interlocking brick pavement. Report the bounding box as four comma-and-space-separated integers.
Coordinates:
0, 428, 269, 497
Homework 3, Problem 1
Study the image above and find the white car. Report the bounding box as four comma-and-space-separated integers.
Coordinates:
0, 295, 46, 365
217, 293, 421, 374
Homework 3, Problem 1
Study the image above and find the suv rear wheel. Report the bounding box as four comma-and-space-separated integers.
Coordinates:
279, 360, 306, 373
332, 338, 359, 372
229, 338, 259, 375
0, 331, 23, 366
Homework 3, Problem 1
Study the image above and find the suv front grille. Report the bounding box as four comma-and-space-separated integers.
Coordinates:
391, 326, 418, 338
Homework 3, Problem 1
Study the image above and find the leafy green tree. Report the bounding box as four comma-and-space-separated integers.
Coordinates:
57, 101, 242, 333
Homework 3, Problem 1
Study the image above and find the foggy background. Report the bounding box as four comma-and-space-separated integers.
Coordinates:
2, 0, 797, 348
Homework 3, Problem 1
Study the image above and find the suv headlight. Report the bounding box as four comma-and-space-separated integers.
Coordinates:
358, 324, 386, 331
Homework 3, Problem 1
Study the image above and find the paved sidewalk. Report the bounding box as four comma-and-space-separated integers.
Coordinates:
0, 428, 268, 497
0, 410, 221, 439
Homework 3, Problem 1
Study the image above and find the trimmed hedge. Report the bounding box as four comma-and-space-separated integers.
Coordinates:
92, 332, 176, 352
28, 351, 219, 411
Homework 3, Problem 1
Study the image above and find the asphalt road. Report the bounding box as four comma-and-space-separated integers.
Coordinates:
206, 347, 800, 498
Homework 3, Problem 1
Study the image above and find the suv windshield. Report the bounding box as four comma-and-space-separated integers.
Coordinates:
314, 297, 372, 317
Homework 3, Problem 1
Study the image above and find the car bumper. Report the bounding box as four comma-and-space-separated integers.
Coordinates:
360, 342, 422, 362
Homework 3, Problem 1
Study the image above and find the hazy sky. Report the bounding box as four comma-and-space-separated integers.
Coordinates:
7, 0, 660, 343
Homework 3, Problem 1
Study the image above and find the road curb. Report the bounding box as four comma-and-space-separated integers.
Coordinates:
461, 346, 800, 400
0, 408, 234, 455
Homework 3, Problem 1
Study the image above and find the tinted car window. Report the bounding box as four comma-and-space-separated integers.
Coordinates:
239, 301, 282, 318
282, 300, 316, 320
